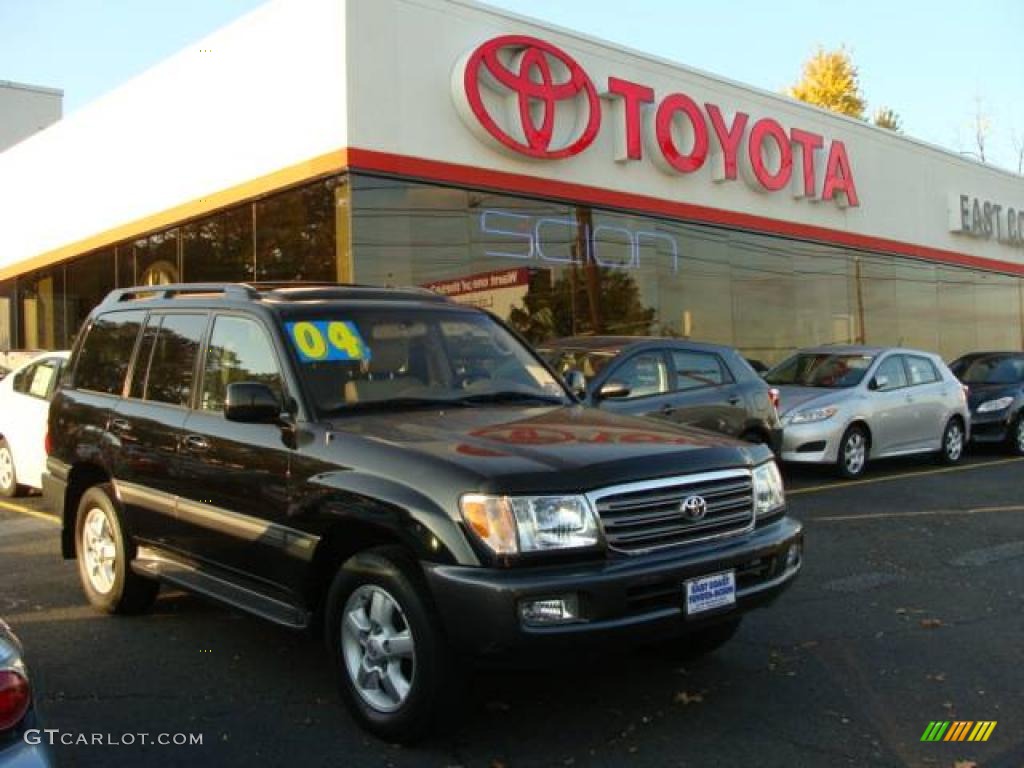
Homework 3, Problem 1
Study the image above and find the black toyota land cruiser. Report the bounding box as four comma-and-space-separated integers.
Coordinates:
44, 283, 802, 741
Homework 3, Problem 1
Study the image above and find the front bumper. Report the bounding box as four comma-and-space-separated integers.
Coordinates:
424, 516, 802, 655
779, 419, 842, 464
968, 409, 1013, 443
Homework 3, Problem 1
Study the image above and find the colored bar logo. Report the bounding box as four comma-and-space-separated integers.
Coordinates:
921, 721, 997, 742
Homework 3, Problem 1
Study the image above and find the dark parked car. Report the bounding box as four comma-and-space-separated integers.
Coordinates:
45, 283, 801, 742
950, 351, 1024, 454
539, 337, 782, 451
0, 619, 54, 767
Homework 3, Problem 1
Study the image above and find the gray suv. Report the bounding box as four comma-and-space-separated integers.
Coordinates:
766, 345, 970, 478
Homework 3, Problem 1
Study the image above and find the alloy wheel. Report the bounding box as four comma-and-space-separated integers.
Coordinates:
81, 507, 117, 595
844, 432, 866, 475
340, 585, 417, 713
945, 422, 964, 462
1016, 419, 1024, 454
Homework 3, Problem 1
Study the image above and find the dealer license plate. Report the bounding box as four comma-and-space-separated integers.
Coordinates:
685, 570, 736, 616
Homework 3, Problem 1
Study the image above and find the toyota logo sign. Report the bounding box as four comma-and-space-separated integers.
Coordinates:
452, 35, 601, 159
680, 495, 708, 522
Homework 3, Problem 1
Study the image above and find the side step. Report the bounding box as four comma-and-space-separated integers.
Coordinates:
132, 546, 309, 629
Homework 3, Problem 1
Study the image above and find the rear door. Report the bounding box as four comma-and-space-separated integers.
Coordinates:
866, 354, 917, 455
903, 354, 948, 449
594, 349, 675, 419
111, 312, 209, 551
664, 348, 747, 436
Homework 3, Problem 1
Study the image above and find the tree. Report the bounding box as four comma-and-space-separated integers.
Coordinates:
971, 94, 990, 163
873, 107, 902, 132
1009, 126, 1023, 174
787, 46, 866, 119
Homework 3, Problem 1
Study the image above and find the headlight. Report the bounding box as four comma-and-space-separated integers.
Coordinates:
976, 396, 1013, 413
460, 494, 601, 554
752, 462, 785, 518
788, 405, 839, 425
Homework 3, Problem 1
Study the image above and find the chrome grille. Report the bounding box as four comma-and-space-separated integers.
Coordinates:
588, 469, 754, 554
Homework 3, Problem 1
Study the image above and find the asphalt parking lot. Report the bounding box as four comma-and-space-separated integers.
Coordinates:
2, 450, 1022, 768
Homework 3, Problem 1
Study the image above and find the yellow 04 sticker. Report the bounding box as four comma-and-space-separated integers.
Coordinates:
286, 320, 370, 363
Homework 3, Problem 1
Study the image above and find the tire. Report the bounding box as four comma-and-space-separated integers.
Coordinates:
650, 617, 742, 661
836, 425, 869, 479
938, 417, 966, 465
1007, 414, 1024, 456
0, 439, 25, 498
75, 483, 159, 614
325, 546, 453, 743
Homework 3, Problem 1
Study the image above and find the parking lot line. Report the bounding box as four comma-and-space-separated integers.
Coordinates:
811, 504, 1024, 523
0, 500, 60, 526
789, 457, 1024, 496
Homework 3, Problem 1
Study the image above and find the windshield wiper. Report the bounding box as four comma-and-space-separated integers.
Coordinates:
323, 397, 470, 416
455, 391, 565, 406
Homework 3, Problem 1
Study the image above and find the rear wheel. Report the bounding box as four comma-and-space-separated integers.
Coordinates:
1008, 414, 1024, 456
326, 547, 453, 743
938, 418, 965, 465
75, 484, 159, 614
0, 439, 24, 498
836, 425, 869, 479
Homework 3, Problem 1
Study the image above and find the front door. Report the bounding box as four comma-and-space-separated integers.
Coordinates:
867, 355, 918, 455
595, 350, 675, 420
664, 348, 748, 437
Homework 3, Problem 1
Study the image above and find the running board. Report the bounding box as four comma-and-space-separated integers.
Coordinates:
132, 546, 309, 629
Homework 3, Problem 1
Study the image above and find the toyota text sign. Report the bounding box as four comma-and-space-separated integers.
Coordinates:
453, 35, 859, 208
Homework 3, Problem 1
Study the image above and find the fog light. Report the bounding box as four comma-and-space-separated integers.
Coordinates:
786, 543, 801, 569
519, 595, 580, 626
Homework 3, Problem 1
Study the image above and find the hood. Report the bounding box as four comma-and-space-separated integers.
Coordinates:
775, 385, 855, 417
324, 405, 770, 495
967, 382, 1021, 411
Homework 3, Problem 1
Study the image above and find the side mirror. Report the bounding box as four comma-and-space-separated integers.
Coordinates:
597, 380, 631, 400
225, 382, 282, 423
869, 375, 889, 392
563, 369, 587, 400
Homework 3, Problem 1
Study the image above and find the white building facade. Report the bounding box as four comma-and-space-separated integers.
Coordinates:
0, 0, 1021, 360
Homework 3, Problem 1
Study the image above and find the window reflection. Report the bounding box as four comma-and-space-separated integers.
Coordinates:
201, 316, 283, 412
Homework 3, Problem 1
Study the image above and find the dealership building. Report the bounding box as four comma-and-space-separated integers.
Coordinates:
1, 0, 1023, 364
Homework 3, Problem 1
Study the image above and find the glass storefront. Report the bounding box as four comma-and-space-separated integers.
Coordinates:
349, 175, 1024, 365
2, 171, 1022, 365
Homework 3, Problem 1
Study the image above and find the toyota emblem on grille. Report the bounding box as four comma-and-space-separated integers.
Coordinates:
680, 495, 708, 522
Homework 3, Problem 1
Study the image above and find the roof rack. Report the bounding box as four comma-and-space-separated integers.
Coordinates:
100, 281, 452, 306
101, 283, 260, 304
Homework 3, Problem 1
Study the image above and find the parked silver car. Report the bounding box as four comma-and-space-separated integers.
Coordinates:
765, 346, 970, 478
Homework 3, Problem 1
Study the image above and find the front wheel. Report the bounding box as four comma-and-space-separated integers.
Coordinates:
836, 425, 869, 479
1007, 414, 1024, 456
75, 484, 159, 614
325, 547, 453, 743
938, 418, 965, 465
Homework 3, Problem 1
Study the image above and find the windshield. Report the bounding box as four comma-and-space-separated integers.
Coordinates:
538, 347, 617, 382
765, 352, 875, 388
283, 309, 568, 415
956, 355, 1024, 385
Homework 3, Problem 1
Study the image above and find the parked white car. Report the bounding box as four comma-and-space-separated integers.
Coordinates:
766, 345, 970, 478
0, 351, 69, 497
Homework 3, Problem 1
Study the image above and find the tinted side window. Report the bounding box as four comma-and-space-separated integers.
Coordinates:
75, 311, 146, 395
874, 356, 908, 391
671, 350, 731, 391
128, 317, 161, 400
906, 356, 940, 386
143, 314, 208, 407
612, 353, 669, 399
201, 316, 283, 412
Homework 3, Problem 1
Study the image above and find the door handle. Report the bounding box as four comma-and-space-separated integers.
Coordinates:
182, 435, 210, 452
661, 403, 675, 415
109, 418, 132, 434
728, 396, 741, 406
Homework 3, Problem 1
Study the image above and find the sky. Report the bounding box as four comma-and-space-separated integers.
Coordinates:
1, 0, 1022, 174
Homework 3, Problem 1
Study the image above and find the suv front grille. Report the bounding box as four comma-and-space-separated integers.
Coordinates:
588, 469, 754, 554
